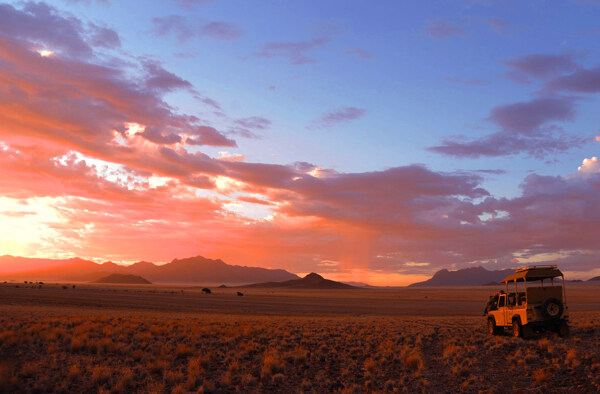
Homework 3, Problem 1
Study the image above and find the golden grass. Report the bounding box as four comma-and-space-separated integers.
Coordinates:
0, 283, 599, 392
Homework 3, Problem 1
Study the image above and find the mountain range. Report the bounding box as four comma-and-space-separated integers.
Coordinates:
0, 255, 299, 285
409, 266, 599, 286
409, 266, 517, 287
3, 255, 597, 287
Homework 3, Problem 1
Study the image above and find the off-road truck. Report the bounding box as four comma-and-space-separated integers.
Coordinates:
485, 265, 569, 338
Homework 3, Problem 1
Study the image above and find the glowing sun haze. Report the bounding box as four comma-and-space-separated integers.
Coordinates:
1, 1, 600, 285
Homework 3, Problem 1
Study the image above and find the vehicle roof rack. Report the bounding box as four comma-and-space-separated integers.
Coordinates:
515, 265, 557, 272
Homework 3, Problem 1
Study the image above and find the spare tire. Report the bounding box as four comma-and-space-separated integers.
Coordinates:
542, 298, 563, 320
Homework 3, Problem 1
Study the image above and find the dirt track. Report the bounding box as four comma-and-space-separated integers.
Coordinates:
1, 281, 599, 316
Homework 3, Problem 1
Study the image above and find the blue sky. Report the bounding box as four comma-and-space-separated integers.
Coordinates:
64, 0, 600, 196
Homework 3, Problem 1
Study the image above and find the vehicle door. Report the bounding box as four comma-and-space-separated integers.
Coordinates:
497, 294, 507, 326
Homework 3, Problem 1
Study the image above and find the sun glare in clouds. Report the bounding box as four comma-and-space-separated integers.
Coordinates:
54, 150, 149, 190
316, 268, 430, 287
218, 151, 244, 162
38, 49, 53, 57
0, 197, 65, 257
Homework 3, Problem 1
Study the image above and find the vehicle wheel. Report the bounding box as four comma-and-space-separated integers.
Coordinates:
558, 321, 570, 338
512, 319, 522, 338
542, 298, 564, 321
488, 318, 500, 335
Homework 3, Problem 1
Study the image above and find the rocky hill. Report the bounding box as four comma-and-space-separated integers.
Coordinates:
409, 266, 514, 287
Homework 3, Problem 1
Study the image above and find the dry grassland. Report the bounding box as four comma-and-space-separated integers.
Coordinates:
0, 283, 599, 393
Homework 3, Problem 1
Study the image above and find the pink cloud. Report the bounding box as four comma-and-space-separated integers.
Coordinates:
546, 66, 600, 93
429, 97, 581, 158
88, 24, 121, 48
504, 54, 580, 83
228, 117, 271, 140
3, 135, 600, 276
136, 127, 182, 145
186, 126, 237, 147
0, 2, 120, 57
173, 0, 215, 8
152, 15, 191, 42
234, 116, 271, 130
250, 37, 331, 65
199, 22, 242, 40
65, 0, 110, 4
0, 210, 36, 217
143, 60, 193, 93
425, 19, 466, 39
308, 107, 367, 130
345, 47, 372, 60
577, 156, 600, 173
0, 26, 234, 154
444, 77, 489, 86
152, 16, 241, 42
483, 18, 511, 34
488, 97, 576, 132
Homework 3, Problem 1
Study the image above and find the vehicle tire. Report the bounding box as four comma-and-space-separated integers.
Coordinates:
542, 298, 564, 321
512, 319, 522, 338
558, 321, 570, 338
488, 318, 500, 335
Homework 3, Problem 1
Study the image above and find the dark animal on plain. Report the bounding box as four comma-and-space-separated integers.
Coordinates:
202, 288, 211, 294
237, 292, 244, 297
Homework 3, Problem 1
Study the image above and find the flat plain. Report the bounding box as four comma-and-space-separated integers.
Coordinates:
0, 282, 599, 392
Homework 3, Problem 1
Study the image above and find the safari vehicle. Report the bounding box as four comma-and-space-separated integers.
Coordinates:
485, 265, 569, 338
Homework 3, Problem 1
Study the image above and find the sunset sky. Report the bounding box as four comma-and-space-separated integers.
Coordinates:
1, 0, 599, 285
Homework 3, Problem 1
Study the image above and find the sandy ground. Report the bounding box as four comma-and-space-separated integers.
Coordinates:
0, 282, 599, 392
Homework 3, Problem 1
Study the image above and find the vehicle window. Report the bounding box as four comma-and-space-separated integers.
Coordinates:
498, 295, 505, 307
508, 294, 516, 306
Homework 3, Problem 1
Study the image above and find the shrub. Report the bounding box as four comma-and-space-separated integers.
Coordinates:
272, 373, 285, 384
261, 349, 283, 380
566, 349, 579, 367
20, 362, 39, 378
115, 367, 134, 392
364, 357, 377, 376
67, 364, 80, 382
175, 343, 192, 359
241, 373, 257, 387
187, 356, 203, 389
91, 365, 112, 386
405, 350, 424, 373
533, 368, 549, 384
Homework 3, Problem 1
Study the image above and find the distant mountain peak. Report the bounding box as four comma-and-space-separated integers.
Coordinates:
410, 266, 514, 287
94, 273, 151, 284
304, 272, 323, 280
244, 272, 354, 289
